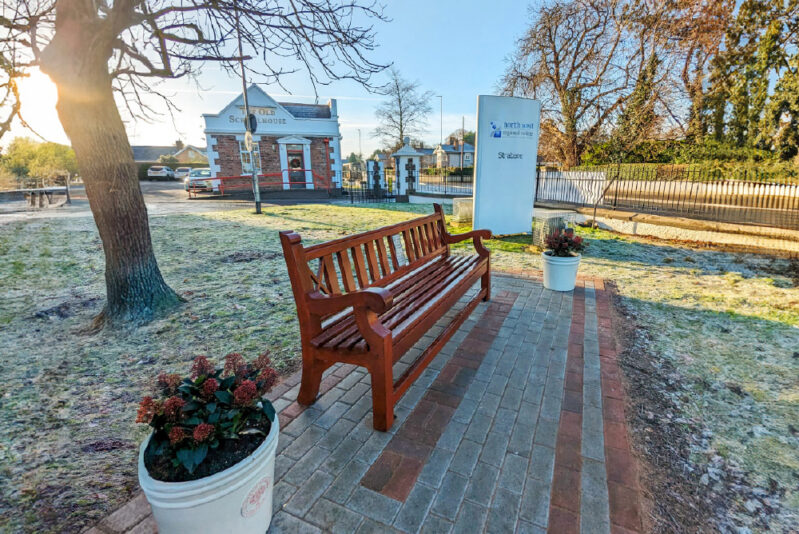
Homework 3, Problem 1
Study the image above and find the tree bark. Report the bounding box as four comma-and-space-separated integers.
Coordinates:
40, 0, 180, 326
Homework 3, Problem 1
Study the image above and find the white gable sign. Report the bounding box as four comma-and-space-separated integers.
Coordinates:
472, 95, 541, 235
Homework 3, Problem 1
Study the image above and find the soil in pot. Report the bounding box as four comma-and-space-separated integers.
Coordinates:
144, 418, 272, 482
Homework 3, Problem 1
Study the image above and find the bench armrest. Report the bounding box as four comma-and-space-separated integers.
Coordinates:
306, 287, 394, 316
443, 229, 492, 256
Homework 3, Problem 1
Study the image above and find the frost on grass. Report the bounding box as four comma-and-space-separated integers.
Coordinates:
0, 202, 797, 533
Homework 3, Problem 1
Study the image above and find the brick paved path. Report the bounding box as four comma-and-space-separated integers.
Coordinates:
88, 273, 645, 534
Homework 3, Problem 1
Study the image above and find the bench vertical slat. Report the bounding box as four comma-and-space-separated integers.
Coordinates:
351, 246, 369, 287
322, 255, 341, 294
413, 225, 427, 256
364, 242, 381, 282
426, 222, 440, 250
387, 234, 401, 270
413, 226, 425, 257
420, 224, 433, 254
401, 229, 416, 263
375, 237, 391, 276
336, 250, 358, 292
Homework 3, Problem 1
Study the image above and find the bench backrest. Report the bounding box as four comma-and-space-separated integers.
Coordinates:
280, 206, 449, 319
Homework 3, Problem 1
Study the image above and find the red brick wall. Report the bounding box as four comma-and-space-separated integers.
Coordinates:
256, 137, 281, 175
309, 138, 334, 185
212, 135, 242, 177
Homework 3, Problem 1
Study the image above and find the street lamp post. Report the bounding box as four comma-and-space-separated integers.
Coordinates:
234, 0, 261, 214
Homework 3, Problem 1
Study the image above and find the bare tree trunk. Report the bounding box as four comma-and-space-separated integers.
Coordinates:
40, 3, 180, 327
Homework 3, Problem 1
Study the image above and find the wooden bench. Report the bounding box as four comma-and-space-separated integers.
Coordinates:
279, 204, 491, 430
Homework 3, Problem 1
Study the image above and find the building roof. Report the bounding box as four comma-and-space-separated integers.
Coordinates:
415, 147, 435, 155
436, 143, 475, 154
278, 102, 332, 119
131, 146, 177, 162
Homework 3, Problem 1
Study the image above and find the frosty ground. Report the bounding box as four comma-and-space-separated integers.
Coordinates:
0, 202, 796, 533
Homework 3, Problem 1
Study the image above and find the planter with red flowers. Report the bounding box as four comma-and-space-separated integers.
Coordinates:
136, 353, 279, 534
542, 228, 587, 291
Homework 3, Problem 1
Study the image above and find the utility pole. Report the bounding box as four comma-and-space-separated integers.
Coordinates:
235, 0, 261, 214
460, 116, 464, 171
437, 95, 443, 146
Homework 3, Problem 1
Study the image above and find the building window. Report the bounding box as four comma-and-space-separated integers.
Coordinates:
239, 140, 261, 174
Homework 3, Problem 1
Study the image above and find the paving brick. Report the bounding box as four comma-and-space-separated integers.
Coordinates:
519, 477, 551, 526
283, 425, 327, 460
498, 453, 528, 494
268, 510, 323, 533
516, 520, 546, 534
393, 482, 436, 532
548, 506, 579, 534
452, 500, 488, 534
347, 486, 401, 525
449, 439, 482, 476
315, 401, 350, 429
507, 422, 536, 457
437, 420, 467, 451
431, 471, 469, 520
322, 437, 362, 475
479, 431, 511, 468
306, 498, 364, 534
283, 446, 331, 486
273, 480, 298, 509
485, 487, 520, 533
417, 448, 454, 488
492, 407, 517, 434
325, 460, 371, 504
533, 417, 559, 448
420, 514, 453, 534
99, 493, 151, 533
127, 515, 157, 534
464, 413, 493, 444
355, 518, 401, 533
284, 470, 334, 516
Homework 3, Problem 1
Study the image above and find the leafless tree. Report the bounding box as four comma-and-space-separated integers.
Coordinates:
0, 0, 387, 327
502, 0, 664, 167
373, 67, 433, 151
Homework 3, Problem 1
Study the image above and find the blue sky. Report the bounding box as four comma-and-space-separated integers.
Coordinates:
13, 1, 531, 157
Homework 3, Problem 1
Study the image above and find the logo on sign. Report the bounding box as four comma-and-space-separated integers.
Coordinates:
241, 476, 272, 518
490, 121, 502, 138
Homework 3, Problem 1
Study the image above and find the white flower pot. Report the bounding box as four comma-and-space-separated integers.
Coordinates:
542, 252, 581, 291
138, 416, 279, 534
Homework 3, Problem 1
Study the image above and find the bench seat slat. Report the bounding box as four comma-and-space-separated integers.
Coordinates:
312, 255, 479, 351
312, 255, 461, 347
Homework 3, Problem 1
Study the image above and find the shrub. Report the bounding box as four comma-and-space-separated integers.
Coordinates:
138, 352, 278, 481
544, 228, 586, 257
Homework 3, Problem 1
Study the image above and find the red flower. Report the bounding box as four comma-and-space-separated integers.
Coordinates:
254, 351, 272, 371
136, 396, 160, 424
157, 373, 182, 393
168, 426, 186, 445
193, 423, 215, 443
233, 380, 258, 406
190, 356, 215, 379
257, 367, 278, 395
201, 378, 219, 399
163, 396, 186, 422
224, 352, 247, 379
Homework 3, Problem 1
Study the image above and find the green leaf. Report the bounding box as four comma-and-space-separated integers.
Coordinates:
220, 376, 236, 390
214, 390, 233, 405
206, 402, 217, 413
183, 401, 201, 412
185, 417, 202, 425
262, 401, 276, 422
208, 412, 220, 424
193, 444, 208, 467
176, 448, 197, 474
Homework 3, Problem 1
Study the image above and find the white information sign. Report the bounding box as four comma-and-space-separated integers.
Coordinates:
472, 95, 541, 235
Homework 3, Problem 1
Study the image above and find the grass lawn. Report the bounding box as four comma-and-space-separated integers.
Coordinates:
1, 202, 797, 532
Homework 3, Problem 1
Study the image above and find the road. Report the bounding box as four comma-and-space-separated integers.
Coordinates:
0, 181, 252, 225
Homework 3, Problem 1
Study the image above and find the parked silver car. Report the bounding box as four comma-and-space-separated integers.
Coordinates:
174, 167, 192, 180
147, 166, 175, 180
184, 168, 215, 192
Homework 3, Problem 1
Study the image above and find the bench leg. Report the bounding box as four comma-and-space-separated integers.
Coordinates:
297, 355, 324, 405
369, 352, 395, 431
481, 268, 491, 301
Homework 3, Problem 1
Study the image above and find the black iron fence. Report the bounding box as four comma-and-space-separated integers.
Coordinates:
535, 167, 799, 230
416, 174, 473, 195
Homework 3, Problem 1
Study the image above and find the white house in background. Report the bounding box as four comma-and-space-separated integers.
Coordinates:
434, 139, 475, 168
202, 85, 342, 189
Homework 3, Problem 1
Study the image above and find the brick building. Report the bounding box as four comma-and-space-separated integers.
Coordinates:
203, 85, 342, 189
